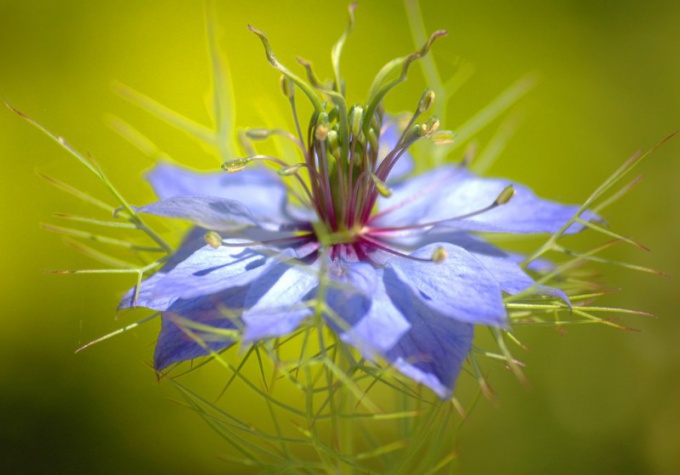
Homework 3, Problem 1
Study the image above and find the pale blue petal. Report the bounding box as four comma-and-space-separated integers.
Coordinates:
375, 166, 596, 234
335, 258, 473, 399
147, 162, 290, 223
322, 259, 410, 355
445, 235, 570, 301
160, 244, 297, 302
154, 286, 245, 370
387, 243, 507, 325
522, 256, 556, 273
406, 232, 536, 295
241, 261, 318, 342
119, 227, 208, 310
383, 282, 474, 399
132, 243, 293, 310
137, 195, 289, 232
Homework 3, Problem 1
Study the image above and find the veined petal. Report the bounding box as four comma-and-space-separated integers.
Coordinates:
400, 232, 536, 295
387, 243, 507, 326
137, 195, 284, 232
134, 243, 294, 310
326, 260, 411, 355
147, 162, 291, 223
441, 234, 535, 295
160, 244, 296, 301
119, 227, 209, 310
241, 261, 317, 342
335, 261, 473, 399
443, 234, 569, 301
154, 287, 245, 371
374, 165, 597, 234
384, 289, 474, 399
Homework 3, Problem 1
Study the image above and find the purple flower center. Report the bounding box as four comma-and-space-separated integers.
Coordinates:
224, 104, 514, 265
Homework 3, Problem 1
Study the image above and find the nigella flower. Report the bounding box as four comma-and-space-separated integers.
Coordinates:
118, 26, 595, 399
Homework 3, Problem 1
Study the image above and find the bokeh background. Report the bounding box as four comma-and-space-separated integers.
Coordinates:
2, 0, 679, 473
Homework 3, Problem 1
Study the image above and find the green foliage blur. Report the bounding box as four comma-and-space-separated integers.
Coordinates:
2, 0, 679, 473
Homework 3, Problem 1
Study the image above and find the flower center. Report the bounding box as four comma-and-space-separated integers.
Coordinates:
220, 21, 458, 246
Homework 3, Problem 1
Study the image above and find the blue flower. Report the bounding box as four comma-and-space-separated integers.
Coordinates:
118, 27, 596, 399
118, 126, 594, 398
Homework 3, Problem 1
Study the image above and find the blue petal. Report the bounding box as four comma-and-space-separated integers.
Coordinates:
441, 235, 536, 295
153, 287, 245, 371
147, 162, 291, 223
383, 275, 474, 399
126, 243, 294, 311
331, 258, 473, 399
160, 244, 298, 302
443, 234, 572, 302
401, 232, 537, 295
119, 227, 209, 310
386, 243, 507, 325
137, 195, 294, 232
375, 165, 597, 234
241, 261, 318, 342
322, 259, 411, 355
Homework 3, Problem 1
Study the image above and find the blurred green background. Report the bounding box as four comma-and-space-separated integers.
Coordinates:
2, 0, 679, 473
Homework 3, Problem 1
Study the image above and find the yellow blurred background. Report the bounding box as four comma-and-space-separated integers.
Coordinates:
2, 0, 679, 473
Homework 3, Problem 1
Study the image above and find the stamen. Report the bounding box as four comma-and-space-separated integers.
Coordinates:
348, 170, 366, 227
218, 233, 315, 248
428, 130, 456, 145
314, 136, 338, 229
326, 129, 341, 160
244, 128, 271, 140
431, 247, 447, 263
462, 141, 478, 167
362, 145, 411, 223
280, 75, 306, 150
419, 116, 440, 136
418, 89, 435, 114
278, 163, 307, 176
495, 184, 516, 205
222, 158, 250, 172
367, 184, 516, 234
222, 154, 317, 216
204, 231, 223, 249
245, 127, 305, 154
359, 235, 435, 263
223, 155, 288, 170
374, 142, 410, 182
370, 172, 392, 198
